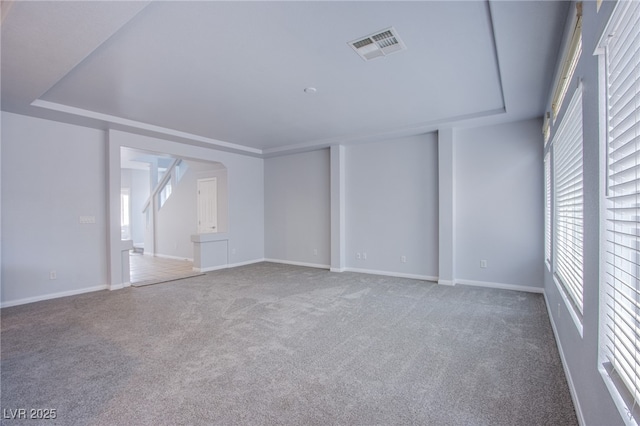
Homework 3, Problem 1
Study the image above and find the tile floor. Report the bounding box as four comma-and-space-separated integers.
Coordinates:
129, 253, 201, 286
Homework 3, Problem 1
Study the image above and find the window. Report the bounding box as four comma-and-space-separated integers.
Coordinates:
553, 85, 584, 317
157, 166, 168, 185
600, 0, 640, 419
176, 160, 188, 183
160, 180, 172, 208
545, 152, 552, 267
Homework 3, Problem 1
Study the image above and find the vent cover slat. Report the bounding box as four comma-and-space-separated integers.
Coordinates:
377, 37, 398, 49
371, 30, 394, 42
353, 38, 374, 49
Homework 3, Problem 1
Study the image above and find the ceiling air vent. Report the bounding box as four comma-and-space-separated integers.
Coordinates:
349, 27, 406, 61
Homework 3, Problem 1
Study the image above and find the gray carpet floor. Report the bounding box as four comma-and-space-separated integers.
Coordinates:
1, 262, 577, 425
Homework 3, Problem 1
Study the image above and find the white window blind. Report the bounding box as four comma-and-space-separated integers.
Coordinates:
552, 2, 583, 121
545, 152, 552, 265
553, 85, 584, 314
603, 0, 640, 411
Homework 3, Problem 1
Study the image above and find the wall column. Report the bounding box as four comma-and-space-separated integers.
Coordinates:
438, 128, 456, 285
107, 130, 129, 290
330, 145, 346, 272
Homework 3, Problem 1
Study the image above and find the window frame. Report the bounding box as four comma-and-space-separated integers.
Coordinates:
545, 151, 552, 270
552, 83, 585, 332
159, 179, 172, 209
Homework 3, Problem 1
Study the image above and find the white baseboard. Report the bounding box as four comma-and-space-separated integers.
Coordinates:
194, 258, 266, 273
197, 258, 324, 273
543, 291, 585, 426
193, 265, 227, 273
456, 278, 544, 294
344, 267, 438, 282
330, 267, 346, 273
111, 282, 132, 290
227, 258, 266, 269
152, 253, 193, 262
109, 283, 125, 291
1, 285, 109, 308
264, 258, 330, 269
438, 279, 455, 286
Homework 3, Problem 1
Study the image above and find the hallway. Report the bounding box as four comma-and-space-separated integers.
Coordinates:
129, 253, 202, 286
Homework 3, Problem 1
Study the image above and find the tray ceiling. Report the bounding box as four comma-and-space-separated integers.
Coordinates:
1, 1, 569, 156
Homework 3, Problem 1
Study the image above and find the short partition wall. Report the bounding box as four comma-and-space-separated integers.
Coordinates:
191, 233, 229, 272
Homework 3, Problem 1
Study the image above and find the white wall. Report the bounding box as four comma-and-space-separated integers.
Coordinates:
455, 119, 543, 289
345, 134, 439, 279
1, 112, 108, 306
264, 125, 542, 288
0, 114, 264, 305
154, 160, 228, 260
155, 165, 197, 260
109, 130, 264, 271
264, 149, 330, 267
541, 1, 621, 424
121, 168, 147, 245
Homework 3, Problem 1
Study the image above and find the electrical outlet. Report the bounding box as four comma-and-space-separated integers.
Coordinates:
231, 248, 237, 255
363, 252, 367, 260
313, 249, 318, 256
49, 270, 57, 280
356, 252, 361, 260
401, 256, 407, 263
79, 216, 95, 224
480, 260, 488, 268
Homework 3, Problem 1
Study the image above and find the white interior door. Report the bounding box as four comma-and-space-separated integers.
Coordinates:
197, 178, 217, 233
